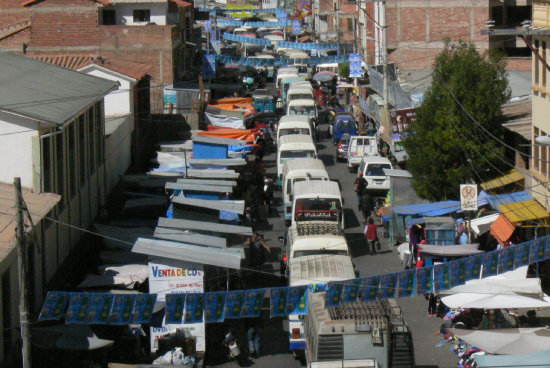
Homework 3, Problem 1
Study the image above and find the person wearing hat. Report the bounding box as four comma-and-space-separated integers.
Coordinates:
242, 206, 256, 231
263, 176, 274, 216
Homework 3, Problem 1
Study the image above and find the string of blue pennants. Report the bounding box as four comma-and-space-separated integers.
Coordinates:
223, 33, 273, 46
199, 8, 281, 13
217, 20, 293, 27
221, 32, 338, 51
39, 235, 550, 325
214, 54, 350, 67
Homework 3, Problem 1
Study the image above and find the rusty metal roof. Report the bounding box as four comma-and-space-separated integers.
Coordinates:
500, 99, 532, 141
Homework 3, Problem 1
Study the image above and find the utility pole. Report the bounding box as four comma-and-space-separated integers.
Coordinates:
335, 1, 340, 55
15, 177, 31, 368
382, 0, 388, 111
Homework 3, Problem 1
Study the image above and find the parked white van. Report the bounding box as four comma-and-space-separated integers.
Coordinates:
278, 115, 314, 140
346, 135, 379, 172
282, 158, 329, 226
277, 134, 317, 184
277, 119, 313, 144
286, 87, 314, 106
292, 180, 344, 230
357, 156, 393, 192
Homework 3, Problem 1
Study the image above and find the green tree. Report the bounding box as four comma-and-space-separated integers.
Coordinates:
339, 62, 350, 79
402, 41, 511, 201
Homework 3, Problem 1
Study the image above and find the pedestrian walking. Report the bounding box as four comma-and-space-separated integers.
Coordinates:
359, 190, 373, 219
245, 232, 271, 268
364, 217, 379, 255
263, 176, 274, 215
255, 133, 265, 162
425, 293, 437, 317
245, 317, 263, 358
242, 206, 256, 231
354, 173, 367, 204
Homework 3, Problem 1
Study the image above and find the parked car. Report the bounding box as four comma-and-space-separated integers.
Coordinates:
335, 133, 351, 162
331, 114, 358, 144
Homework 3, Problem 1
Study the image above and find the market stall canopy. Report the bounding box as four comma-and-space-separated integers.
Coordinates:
157, 217, 253, 236
165, 182, 234, 193
480, 169, 524, 191
312, 72, 336, 82
441, 291, 550, 309
186, 169, 240, 179
470, 213, 500, 236
171, 196, 244, 214
490, 214, 517, 246
445, 327, 550, 355
498, 199, 550, 222
189, 158, 247, 166
487, 191, 532, 211
153, 227, 227, 248
424, 216, 455, 231
132, 237, 243, 269
192, 135, 247, 146
32, 324, 114, 351
475, 349, 550, 368
197, 127, 257, 143
175, 178, 238, 186
418, 243, 483, 257
78, 264, 149, 289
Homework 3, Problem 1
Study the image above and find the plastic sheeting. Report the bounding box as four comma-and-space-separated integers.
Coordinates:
367, 67, 414, 110
475, 349, 550, 368
205, 112, 245, 130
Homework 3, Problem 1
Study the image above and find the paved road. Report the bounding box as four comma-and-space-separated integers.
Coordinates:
208, 122, 458, 368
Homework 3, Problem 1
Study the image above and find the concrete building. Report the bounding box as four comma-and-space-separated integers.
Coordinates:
0, 51, 117, 365
530, 0, 550, 210
0, 0, 195, 112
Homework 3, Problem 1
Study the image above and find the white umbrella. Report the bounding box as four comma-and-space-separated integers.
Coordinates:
441, 293, 550, 309
447, 327, 550, 355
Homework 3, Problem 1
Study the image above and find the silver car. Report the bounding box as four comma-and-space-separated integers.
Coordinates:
336, 133, 351, 162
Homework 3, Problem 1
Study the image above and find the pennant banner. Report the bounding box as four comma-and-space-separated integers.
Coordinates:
224, 290, 245, 319
482, 250, 499, 277
241, 289, 266, 318
498, 246, 516, 274
359, 275, 381, 301
379, 273, 398, 299
223, 33, 272, 46
204, 291, 226, 323
199, 8, 281, 13
515, 241, 531, 268
416, 266, 433, 295
65, 292, 91, 324
531, 238, 546, 264
398, 269, 415, 298
433, 263, 450, 292
164, 293, 185, 325
465, 255, 482, 280
132, 294, 157, 324
87, 293, 114, 324
39, 291, 70, 321
270, 287, 289, 317
217, 20, 244, 27
244, 21, 292, 27
214, 54, 350, 67
449, 258, 467, 288
276, 41, 338, 50
325, 282, 344, 307
342, 279, 362, 303
184, 293, 205, 324
286, 286, 308, 315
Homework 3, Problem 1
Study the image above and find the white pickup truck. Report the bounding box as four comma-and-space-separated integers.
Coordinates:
346, 135, 379, 173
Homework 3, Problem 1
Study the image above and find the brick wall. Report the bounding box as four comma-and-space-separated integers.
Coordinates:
505, 57, 531, 71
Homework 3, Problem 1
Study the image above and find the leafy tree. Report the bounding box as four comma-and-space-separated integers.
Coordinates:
402, 41, 511, 201
339, 61, 350, 79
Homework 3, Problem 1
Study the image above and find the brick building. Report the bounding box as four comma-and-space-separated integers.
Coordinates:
355, 0, 530, 71
0, 0, 195, 112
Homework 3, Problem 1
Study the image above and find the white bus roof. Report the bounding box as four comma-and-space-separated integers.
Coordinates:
294, 180, 340, 198
360, 156, 392, 165
288, 87, 313, 95
283, 158, 326, 177
289, 255, 355, 286
278, 120, 311, 130
278, 134, 315, 147
279, 115, 311, 124
290, 235, 349, 253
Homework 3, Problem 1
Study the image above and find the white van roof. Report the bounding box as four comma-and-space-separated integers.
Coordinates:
278, 67, 299, 74
283, 158, 326, 175
294, 180, 340, 198
287, 88, 314, 96
288, 99, 316, 107
278, 134, 315, 146
288, 81, 313, 90
278, 120, 311, 131
289, 254, 355, 286
360, 156, 392, 165
279, 115, 311, 124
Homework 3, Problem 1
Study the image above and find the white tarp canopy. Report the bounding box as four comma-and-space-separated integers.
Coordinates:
176, 178, 238, 186
166, 182, 234, 193
186, 169, 240, 179
189, 158, 247, 166
171, 196, 244, 214
132, 237, 243, 269
153, 227, 227, 248
419, 243, 484, 257
470, 213, 500, 236
475, 349, 550, 367
447, 327, 550, 355
158, 217, 253, 236
205, 111, 245, 129
441, 291, 550, 309
192, 135, 247, 146
78, 264, 149, 289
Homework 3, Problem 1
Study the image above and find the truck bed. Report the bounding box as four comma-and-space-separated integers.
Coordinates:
289, 254, 355, 286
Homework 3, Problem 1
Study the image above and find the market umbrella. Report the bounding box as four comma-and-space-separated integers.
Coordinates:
32, 324, 114, 351
446, 327, 550, 355
313, 72, 336, 82
475, 349, 550, 368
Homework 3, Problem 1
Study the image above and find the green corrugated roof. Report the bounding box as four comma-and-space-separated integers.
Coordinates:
0, 52, 118, 126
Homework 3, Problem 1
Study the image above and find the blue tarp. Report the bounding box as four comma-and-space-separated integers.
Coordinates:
475, 349, 550, 368
487, 191, 533, 211
407, 217, 426, 227
392, 201, 461, 217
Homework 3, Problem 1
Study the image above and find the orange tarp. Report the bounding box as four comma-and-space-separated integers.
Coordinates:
209, 97, 255, 115
199, 127, 257, 143
490, 214, 517, 247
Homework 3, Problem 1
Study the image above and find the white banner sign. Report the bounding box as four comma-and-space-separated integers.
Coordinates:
460, 184, 478, 211
149, 259, 205, 352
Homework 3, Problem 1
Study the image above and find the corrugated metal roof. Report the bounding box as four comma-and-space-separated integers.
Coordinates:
158, 217, 253, 235
481, 169, 525, 191
166, 182, 234, 193
189, 158, 247, 166
500, 99, 531, 141
498, 200, 550, 222
171, 196, 244, 214
186, 170, 239, 179
192, 135, 247, 146
289, 255, 355, 286
153, 227, 227, 248
132, 237, 242, 269
176, 178, 237, 186
0, 52, 118, 125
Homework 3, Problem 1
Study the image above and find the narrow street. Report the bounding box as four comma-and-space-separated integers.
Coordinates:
209, 121, 457, 367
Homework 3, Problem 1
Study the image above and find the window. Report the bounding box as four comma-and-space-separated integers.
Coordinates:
78, 116, 86, 185
543, 131, 548, 177
88, 108, 96, 175
491, 6, 503, 26
535, 40, 540, 87
101, 9, 116, 25
41, 135, 52, 193
347, 19, 353, 32
55, 133, 65, 208
68, 122, 77, 198
133, 9, 150, 23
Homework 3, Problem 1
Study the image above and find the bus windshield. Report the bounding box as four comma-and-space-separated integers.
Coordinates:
279, 128, 310, 137
289, 106, 316, 116
281, 150, 315, 159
